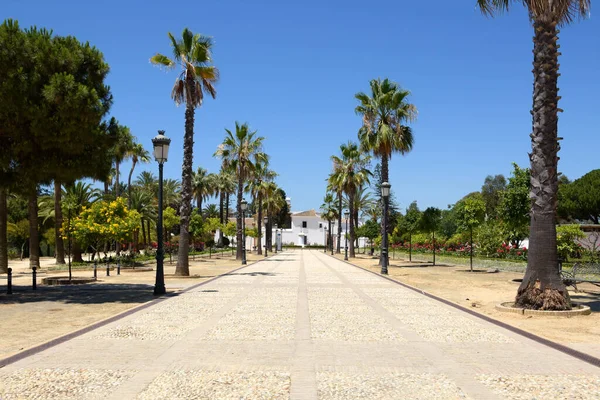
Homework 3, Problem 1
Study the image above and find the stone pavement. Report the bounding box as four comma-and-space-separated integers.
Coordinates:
1, 249, 599, 399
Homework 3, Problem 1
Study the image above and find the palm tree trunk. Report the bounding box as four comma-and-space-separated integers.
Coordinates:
379, 154, 389, 266
515, 19, 570, 310
349, 192, 355, 258
141, 218, 147, 252
115, 161, 120, 197
128, 160, 137, 210
0, 187, 7, 273
196, 196, 202, 213
176, 79, 196, 276
337, 192, 342, 253
257, 194, 263, 255
147, 220, 151, 249
218, 192, 224, 245
54, 180, 66, 264
225, 192, 230, 222
28, 188, 40, 269
236, 174, 243, 260
104, 181, 109, 197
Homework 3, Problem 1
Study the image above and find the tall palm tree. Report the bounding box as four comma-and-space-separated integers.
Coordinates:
127, 143, 150, 210
109, 119, 134, 198
476, 0, 590, 311
356, 78, 416, 265
320, 192, 339, 252
162, 179, 182, 211
135, 171, 158, 196
247, 161, 277, 255
192, 167, 210, 213
327, 174, 344, 254
151, 28, 219, 276
215, 122, 267, 260
202, 203, 219, 219
330, 141, 371, 257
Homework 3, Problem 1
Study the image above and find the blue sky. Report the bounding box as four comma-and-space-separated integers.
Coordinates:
4, 0, 599, 212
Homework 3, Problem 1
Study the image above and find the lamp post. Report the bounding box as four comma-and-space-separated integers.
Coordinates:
273, 224, 278, 254
381, 182, 391, 275
344, 210, 349, 261
241, 199, 248, 265
263, 215, 268, 257
152, 130, 171, 295
331, 221, 334, 256
323, 225, 327, 253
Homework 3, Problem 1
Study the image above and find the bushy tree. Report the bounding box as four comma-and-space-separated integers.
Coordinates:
499, 163, 530, 247
456, 193, 486, 271
556, 225, 585, 261
558, 170, 600, 223
419, 207, 442, 265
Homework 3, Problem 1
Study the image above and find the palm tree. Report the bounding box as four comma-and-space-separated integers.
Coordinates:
151, 28, 219, 276
320, 192, 339, 252
476, 0, 589, 311
63, 182, 101, 262
353, 185, 374, 250
247, 161, 277, 255
262, 182, 285, 250
163, 179, 182, 211
135, 171, 158, 196
327, 173, 344, 254
129, 188, 155, 252
330, 141, 371, 257
127, 143, 150, 210
203, 203, 219, 219
192, 167, 210, 213
356, 78, 416, 265
109, 119, 134, 198
215, 122, 267, 260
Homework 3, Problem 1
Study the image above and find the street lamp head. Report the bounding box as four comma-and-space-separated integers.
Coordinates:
344, 210, 350, 219
152, 130, 171, 164
381, 181, 391, 198
241, 199, 248, 211
263, 216, 268, 225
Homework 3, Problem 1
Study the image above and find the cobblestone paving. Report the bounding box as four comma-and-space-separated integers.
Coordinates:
1, 249, 599, 399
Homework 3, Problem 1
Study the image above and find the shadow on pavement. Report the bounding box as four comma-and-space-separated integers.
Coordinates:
0, 283, 160, 305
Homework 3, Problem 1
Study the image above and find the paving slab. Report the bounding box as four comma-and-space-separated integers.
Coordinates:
1, 249, 599, 399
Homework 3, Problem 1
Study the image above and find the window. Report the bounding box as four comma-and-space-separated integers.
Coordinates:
302, 221, 307, 228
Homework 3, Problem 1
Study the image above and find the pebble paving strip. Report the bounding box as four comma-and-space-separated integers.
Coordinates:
0, 368, 134, 399
136, 369, 290, 399
203, 288, 297, 341
317, 370, 468, 400
363, 288, 515, 343
96, 287, 244, 341
308, 288, 404, 342
478, 374, 600, 399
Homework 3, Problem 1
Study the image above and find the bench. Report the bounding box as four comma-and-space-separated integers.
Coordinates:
560, 262, 600, 292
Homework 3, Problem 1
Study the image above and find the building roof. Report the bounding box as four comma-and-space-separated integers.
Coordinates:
292, 209, 319, 217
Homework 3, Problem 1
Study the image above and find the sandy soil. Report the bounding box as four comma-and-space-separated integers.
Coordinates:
335, 253, 600, 358
0, 252, 269, 360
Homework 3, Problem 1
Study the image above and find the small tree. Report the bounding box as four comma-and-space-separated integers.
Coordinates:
419, 207, 442, 266
556, 225, 585, 262
499, 163, 530, 247
356, 219, 380, 255
456, 194, 486, 271
396, 201, 421, 261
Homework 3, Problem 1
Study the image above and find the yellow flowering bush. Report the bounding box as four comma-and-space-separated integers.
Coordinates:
65, 198, 141, 249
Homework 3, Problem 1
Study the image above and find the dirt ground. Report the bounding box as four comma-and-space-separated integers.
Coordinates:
335, 253, 600, 358
0, 251, 268, 360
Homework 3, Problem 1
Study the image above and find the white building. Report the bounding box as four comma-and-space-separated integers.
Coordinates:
279, 209, 366, 248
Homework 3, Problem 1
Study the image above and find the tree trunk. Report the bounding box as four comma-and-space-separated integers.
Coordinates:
218, 192, 224, 245
236, 172, 243, 260
54, 180, 66, 264
515, 19, 570, 310
128, 160, 137, 210
175, 78, 196, 276
349, 192, 355, 258
147, 220, 151, 249
379, 153, 389, 266
115, 161, 120, 197
72, 240, 84, 263
28, 188, 40, 269
141, 218, 147, 252
409, 232, 412, 262
257, 193, 263, 255
225, 192, 230, 222
432, 230, 436, 266
337, 192, 342, 253
196, 196, 202, 213
104, 181, 109, 197
0, 187, 7, 273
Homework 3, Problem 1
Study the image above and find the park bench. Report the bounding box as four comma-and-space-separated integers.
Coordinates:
560, 262, 600, 292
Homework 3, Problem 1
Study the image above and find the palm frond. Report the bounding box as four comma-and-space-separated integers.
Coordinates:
150, 54, 175, 69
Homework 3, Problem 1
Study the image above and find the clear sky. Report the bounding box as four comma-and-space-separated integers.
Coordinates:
4, 0, 599, 212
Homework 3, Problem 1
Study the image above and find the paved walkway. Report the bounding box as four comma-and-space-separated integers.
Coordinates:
1, 249, 599, 399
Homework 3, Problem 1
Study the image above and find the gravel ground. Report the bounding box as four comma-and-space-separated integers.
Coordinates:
317, 370, 468, 400
136, 369, 290, 400
308, 288, 403, 342
478, 374, 600, 399
203, 288, 297, 341
363, 288, 515, 343
0, 368, 134, 399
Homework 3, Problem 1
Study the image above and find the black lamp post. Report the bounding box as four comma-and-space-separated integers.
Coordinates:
344, 210, 349, 261
324, 225, 327, 253
241, 199, 248, 265
331, 221, 335, 256
152, 130, 170, 295
263, 215, 268, 257
381, 182, 391, 275
273, 224, 278, 253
